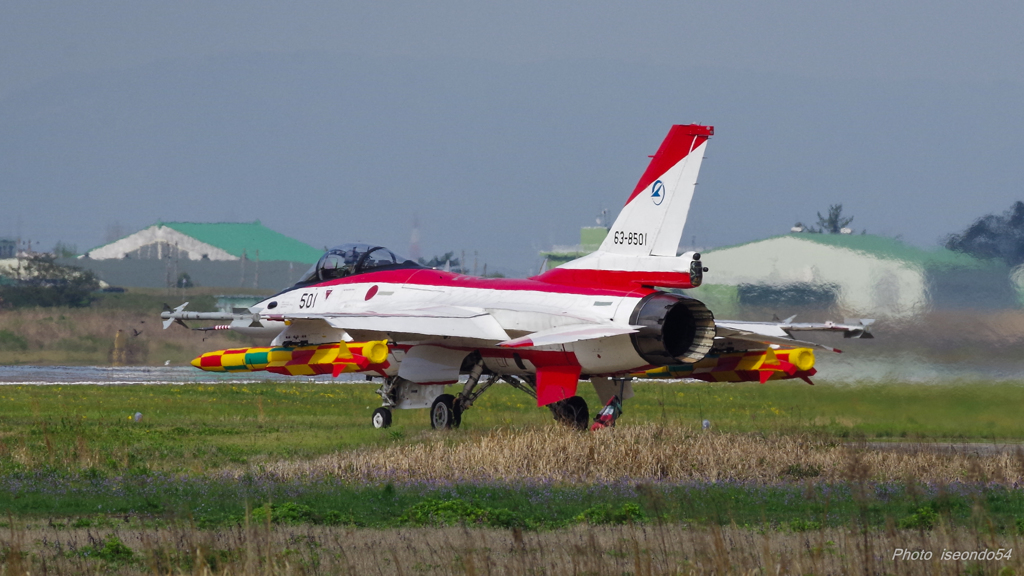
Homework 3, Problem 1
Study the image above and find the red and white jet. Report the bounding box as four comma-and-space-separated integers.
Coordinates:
163, 125, 869, 430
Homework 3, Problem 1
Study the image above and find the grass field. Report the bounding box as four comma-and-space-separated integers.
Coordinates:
0, 378, 1022, 574
0, 379, 1020, 474
1, 522, 1022, 575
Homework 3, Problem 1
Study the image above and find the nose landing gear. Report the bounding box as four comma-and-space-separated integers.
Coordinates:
371, 407, 392, 429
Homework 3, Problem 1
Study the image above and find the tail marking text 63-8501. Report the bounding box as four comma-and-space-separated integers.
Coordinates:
612, 231, 648, 246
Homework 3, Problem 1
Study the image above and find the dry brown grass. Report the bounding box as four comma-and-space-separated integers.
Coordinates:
1, 521, 1021, 575
0, 307, 254, 365
260, 425, 1024, 484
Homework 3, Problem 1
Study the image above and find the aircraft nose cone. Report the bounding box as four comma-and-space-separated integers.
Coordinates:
191, 356, 203, 369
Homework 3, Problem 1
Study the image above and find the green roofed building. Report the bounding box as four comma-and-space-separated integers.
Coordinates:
697, 232, 1016, 318
540, 226, 609, 269
82, 221, 322, 265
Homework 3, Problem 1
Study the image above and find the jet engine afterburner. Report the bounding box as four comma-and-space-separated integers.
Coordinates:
629, 292, 715, 366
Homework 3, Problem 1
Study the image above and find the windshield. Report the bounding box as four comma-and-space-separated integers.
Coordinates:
295, 243, 421, 285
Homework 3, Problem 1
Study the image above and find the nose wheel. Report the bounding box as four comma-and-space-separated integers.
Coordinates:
371, 407, 392, 429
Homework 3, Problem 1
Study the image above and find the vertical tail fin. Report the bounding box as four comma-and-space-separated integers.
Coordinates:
600, 124, 712, 257
534, 124, 712, 290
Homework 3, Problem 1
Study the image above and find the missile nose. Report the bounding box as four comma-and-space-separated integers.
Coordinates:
789, 348, 816, 372
191, 356, 203, 369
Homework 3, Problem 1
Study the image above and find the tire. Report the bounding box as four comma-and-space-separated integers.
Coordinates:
430, 394, 456, 430
553, 396, 589, 431
452, 398, 464, 429
371, 407, 392, 429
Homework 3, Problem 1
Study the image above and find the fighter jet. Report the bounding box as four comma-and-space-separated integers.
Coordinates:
162, 124, 871, 431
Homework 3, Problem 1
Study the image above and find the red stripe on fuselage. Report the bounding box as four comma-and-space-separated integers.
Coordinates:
295, 268, 654, 297
531, 268, 695, 290
626, 124, 713, 205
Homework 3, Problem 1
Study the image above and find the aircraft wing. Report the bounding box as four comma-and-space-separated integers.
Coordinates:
714, 320, 843, 353
269, 306, 511, 341
497, 323, 641, 348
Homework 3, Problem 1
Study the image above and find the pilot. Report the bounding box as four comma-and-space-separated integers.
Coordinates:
318, 253, 350, 281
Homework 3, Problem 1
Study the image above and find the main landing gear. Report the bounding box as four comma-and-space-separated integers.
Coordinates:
590, 395, 623, 430
369, 368, 482, 430
369, 355, 632, 431
589, 377, 630, 430
369, 359, 518, 430
549, 396, 590, 430
430, 394, 459, 430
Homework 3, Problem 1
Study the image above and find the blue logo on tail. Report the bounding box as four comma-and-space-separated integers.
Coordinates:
651, 180, 665, 206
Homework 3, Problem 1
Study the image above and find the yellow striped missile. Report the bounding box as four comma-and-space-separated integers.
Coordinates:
192, 340, 390, 377
636, 347, 816, 384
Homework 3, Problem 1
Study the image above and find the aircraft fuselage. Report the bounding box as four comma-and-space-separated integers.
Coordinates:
259, 268, 659, 378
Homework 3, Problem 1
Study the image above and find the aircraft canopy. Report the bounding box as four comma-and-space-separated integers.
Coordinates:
297, 244, 421, 284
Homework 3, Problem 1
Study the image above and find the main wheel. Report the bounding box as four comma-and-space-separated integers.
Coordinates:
452, 397, 464, 429
553, 396, 589, 430
371, 407, 392, 429
430, 394, 456, 430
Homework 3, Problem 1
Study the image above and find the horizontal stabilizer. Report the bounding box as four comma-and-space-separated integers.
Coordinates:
715, 321, 842, 353
718, 317, 876, 348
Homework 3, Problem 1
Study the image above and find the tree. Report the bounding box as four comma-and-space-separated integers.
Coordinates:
0, 256, 100, 309
53, 241, 78, 258
812, 204, 854, 234
945, 201, 1024, 266
418, 252, 462, 273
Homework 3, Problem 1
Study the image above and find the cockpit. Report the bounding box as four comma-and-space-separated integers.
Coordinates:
295, 243, 422, 285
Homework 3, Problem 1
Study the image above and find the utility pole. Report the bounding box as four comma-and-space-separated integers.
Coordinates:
175, 243, 181, 300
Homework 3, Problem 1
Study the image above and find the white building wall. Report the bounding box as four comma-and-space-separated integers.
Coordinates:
83, 226, 237, 261
703, 236, 928, 318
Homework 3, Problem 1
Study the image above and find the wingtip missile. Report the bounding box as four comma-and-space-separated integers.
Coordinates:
161, 302, 190, 329
247, 306, 265, 328
841, 318, 875, 339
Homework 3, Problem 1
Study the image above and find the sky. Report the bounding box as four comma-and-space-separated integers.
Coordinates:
1, 1, 1022, 276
